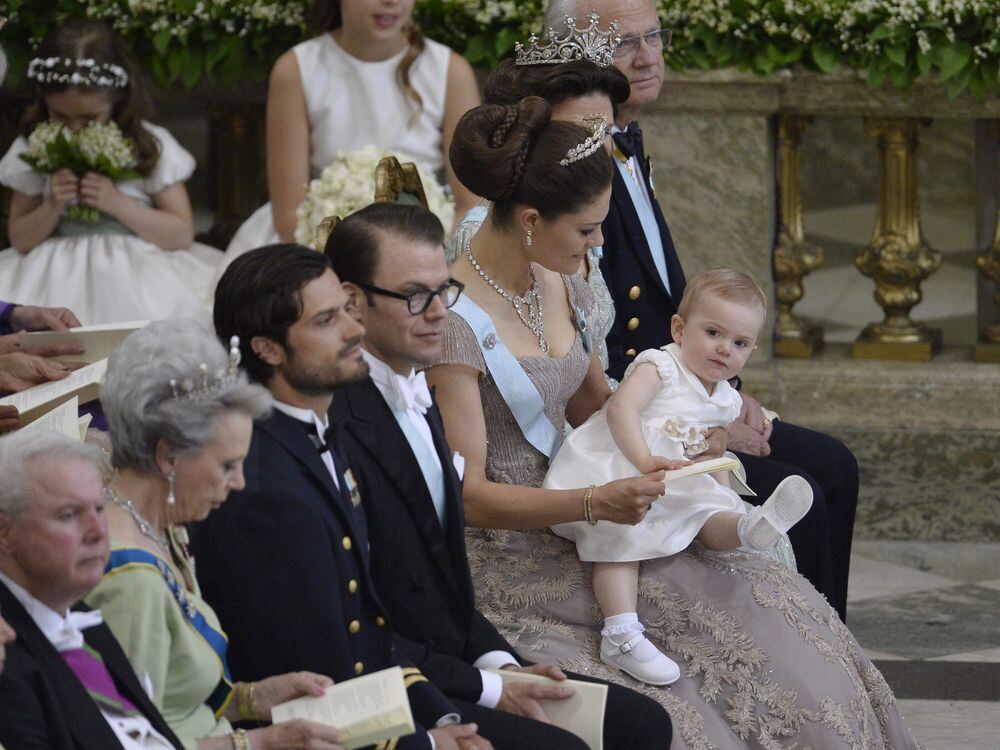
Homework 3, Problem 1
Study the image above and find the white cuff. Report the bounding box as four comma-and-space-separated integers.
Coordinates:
472, 650, 519, 671
428, 735, 435, 750
477, 669, 504, 709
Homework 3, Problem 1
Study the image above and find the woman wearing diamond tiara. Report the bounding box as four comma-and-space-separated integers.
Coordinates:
427, 97, 917, 747
0, 22, 218, 326
448, 14, 629, 385
216, 0, 480, 279
84, 319, 345, 750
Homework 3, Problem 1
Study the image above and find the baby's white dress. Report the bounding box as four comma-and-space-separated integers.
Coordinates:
544, 343, 746, 561
215, 33, 450, 281
0, 122, 217, 325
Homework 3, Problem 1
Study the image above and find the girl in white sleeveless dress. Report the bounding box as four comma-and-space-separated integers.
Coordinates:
544, 269, 813, 686
0, 22, 217, 326
216, 0, 479, 282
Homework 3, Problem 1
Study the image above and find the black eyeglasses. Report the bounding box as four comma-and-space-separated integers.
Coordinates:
614, 28, 672, 58
358, 279, 465, 315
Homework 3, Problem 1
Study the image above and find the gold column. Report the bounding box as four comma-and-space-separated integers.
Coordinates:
976, 122, 1000, 362
853, 117, 942, 360
774, 114, 824, 357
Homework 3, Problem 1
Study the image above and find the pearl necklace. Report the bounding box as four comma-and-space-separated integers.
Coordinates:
464, 233, 549, 354
104, 486, 170, 554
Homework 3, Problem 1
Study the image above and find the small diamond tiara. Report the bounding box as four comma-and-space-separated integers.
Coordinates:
515, 12, 621, 68
560, 113, 608, 167
27, 57, 129, 89
168, 336, 242, 401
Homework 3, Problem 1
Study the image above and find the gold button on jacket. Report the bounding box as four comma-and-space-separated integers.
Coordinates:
347, 579, 358, 593
348, 620, 361, 634
626, 348, 637, 357
375, 616, 387, 628
626, 317, 640, 331
628, 285, 641, 300
342, 536, 352, 551
354, 661, 364, 675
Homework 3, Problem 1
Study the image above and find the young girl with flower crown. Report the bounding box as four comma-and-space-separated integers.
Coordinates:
216, 0, 480, 280
0, 21, 218, 326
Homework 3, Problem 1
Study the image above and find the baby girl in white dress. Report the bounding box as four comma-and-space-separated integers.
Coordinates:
543, 268, 813, 686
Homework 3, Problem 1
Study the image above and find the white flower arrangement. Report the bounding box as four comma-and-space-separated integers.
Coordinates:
20, 120, 139, 222
295, 145, 455, 247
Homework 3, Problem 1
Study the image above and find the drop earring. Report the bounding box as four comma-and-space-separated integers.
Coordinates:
166, 468, 176, 505
525, 228, 533, 247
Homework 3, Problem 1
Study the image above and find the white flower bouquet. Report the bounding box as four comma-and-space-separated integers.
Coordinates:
19, 120, 140, 222
295, 144, 455, 247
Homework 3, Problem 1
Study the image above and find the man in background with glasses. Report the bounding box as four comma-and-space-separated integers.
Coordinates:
544, 0, 860, 625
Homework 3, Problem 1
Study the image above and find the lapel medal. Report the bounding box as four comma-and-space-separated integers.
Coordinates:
344, 468, 361, 507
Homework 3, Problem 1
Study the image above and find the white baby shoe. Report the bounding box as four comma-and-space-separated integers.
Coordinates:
600, 631, 680, 686
738, 474, 813, 550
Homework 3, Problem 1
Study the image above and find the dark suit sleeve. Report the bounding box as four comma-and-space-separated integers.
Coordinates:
0, 652, 70, 750
465, 610, 520, 665
394, 631, 487, 704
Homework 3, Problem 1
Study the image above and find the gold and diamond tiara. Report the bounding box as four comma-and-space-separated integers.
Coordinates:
515, 12, 621, 68
168, 336, 242, 401
560, 113, 607, 166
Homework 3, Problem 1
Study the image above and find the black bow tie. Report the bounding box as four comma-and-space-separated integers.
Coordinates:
613, 123, 644, 161
303, 421, 336, 455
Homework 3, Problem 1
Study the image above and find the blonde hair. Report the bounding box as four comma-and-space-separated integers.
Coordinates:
676, 267, 767, 329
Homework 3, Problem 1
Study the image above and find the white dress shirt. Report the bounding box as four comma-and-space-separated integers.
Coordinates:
0, 571, 174, 749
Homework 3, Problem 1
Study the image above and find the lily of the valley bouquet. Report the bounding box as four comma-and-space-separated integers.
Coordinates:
19, 120, 140, 222
295, 144, 455, 246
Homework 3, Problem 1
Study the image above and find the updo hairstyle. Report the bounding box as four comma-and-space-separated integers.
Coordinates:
449, 96, 613, 228
483, 58, 629, 112
101, 319, 273, 473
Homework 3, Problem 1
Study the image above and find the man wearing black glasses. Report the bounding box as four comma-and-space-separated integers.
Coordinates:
545, 0, 860, 625
326, 203, 671, 750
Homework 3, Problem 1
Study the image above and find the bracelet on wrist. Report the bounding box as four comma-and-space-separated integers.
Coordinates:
229, 728, 250, 750
583, 485, 597, 525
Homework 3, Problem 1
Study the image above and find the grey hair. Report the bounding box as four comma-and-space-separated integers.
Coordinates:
0, 431, 103, 516
101, 318, 273, 473
543, 0, 590, 30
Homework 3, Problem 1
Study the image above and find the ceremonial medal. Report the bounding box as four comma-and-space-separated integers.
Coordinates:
344, 468, 361, 507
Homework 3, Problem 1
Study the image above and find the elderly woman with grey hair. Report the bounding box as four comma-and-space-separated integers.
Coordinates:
83, 319, 345, 750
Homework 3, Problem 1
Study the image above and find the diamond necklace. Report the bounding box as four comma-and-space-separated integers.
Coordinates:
104, 485, 171, 554
464, 233, 549, 354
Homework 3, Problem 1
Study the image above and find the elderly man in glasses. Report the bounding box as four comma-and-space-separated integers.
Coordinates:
543, 0, 861, 624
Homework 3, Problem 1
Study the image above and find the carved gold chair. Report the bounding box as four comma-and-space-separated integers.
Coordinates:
313, 156, 431, 251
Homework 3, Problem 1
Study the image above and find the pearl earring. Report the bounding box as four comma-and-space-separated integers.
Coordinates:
525, 228, 533, 247
166, 469, 176, 506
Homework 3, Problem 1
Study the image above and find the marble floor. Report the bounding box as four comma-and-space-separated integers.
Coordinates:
847, 540, 1000, 748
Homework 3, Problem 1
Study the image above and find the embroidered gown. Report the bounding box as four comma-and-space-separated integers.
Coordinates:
0, 123, 217, 326
85, 533, 233, 750
434, 274, 918, 749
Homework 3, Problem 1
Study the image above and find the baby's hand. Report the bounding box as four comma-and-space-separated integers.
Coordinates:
47, 169, 79, 210
638, 455, 691, 473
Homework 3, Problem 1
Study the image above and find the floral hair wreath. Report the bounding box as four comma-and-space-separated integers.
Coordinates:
27, 57, 129, 89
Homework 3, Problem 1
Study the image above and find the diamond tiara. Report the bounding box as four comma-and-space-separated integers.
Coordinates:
168, 336, 242, 401
515, 12, 621, 68
560, 113, 607, 167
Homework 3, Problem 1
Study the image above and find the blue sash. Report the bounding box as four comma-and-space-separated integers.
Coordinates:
451, 295, 561, 459
105, 548, 233, 715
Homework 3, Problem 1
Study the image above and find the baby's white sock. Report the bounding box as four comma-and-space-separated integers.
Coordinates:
602, 612, 660, 659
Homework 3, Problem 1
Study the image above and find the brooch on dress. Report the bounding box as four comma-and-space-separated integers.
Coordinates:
574, 306, 592, 354
661, 417, 709, 457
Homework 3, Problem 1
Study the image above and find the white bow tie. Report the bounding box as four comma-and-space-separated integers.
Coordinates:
53, 610, 105, 652
384, 370, 433, 415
